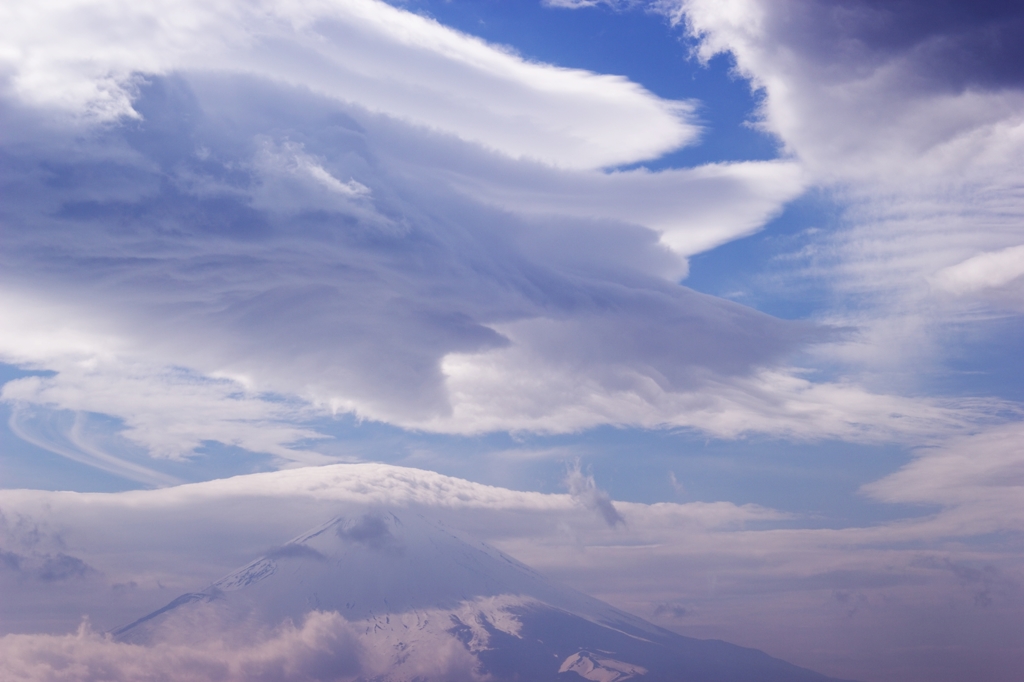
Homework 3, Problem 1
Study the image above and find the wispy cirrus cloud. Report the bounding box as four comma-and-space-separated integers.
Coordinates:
659, 0, 1024, 370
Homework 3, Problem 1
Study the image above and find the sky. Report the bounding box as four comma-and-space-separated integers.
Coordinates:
0, 0, 1023, 680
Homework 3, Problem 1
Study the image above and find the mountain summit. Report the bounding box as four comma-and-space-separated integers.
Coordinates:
114, 511, 852, 682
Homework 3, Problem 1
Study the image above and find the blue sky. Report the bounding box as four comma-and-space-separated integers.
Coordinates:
1, 1, 1023, 681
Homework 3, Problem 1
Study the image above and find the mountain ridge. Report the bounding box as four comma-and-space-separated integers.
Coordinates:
114, 510, 857, 682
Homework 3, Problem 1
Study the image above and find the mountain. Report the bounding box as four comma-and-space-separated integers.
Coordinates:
113, 511, 853, 682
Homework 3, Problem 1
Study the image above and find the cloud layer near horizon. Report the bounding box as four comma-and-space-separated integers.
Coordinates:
0, 608, 498, 682
0, 458, 1022, 682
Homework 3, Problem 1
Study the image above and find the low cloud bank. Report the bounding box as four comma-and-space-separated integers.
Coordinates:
0, 609, 484, 682
1, 460, 1022, 682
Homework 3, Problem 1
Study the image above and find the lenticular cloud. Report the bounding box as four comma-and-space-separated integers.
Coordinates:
5, 0, 976, 471
0, 0, 824, 462
0, 0, 696, 169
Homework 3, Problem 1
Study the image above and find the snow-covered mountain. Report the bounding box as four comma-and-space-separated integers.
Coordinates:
114, 511, 853, 681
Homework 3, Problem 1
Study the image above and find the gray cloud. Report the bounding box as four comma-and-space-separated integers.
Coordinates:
0, 546, 96, 582
0, 549, 22, 572
912, 556, 1013, 609
1, 511, 96, 583
265, 544, 327, 563
35, 553, 94, 582
830, 589, 869, 618
564, 461, 624, 527
335, 514, 402, 552
766, 0, 1024, 92
652, 602, 688, 619
589, 0, 1024, 91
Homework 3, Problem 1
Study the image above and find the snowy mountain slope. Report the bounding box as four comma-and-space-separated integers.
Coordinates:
114, 511, 855, 682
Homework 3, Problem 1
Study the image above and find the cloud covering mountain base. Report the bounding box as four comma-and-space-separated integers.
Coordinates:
1, 461, 1022, 681
3, 510, 844, 682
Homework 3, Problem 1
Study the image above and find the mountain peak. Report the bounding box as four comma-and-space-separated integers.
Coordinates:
115, 510, 853, 682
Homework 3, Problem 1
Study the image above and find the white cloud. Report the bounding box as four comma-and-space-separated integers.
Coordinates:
654, 0, 1024, 393
564, 460, 624, 527
864, 421, 1024, 534
0, 293, 331, 470
432, 346, 1000, 439
1, 461, 1022, 681
543, 0, 616, 9
0, 463, 776, 634
0, 0, 697, 169
1, 0, 1016, 470
440, 157, 807, 258
0, 58, 826, 450
931, 244, 1024, 296
7, 406, 183, 488
0, 611, 475, 682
